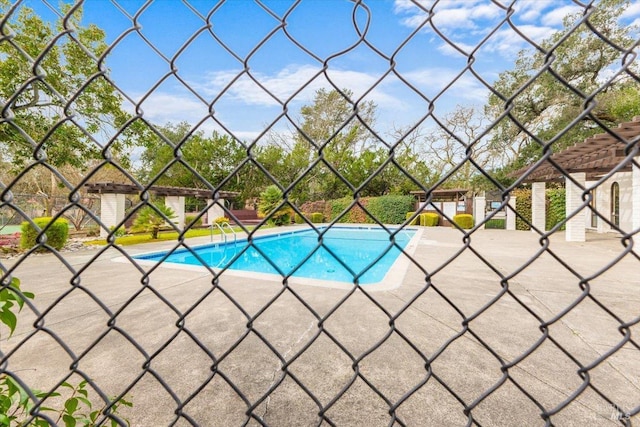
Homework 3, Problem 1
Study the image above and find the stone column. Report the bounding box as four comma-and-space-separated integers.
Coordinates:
165, 196, 185, 229
206, 198, 225, 225
565, 172, 586, 242
506, 196, 517, 231
99, 193, 125, 237
531, 182, 546, 232
474, 196, 486, 229
633, 158, 640, 231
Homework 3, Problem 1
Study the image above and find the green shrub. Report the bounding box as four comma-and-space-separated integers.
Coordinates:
323, 195, 415, 224
452, 214, 474, 229
294, 213, 305, 224
132, 203, 177, 239
365, 195, 415, 224
406, 212, 419, 225
485, 218, 506, 229
347, 202, 368, 223
214, 216, 230, 225
310, 212, 323, 223
328, 198, 352, 223
85, 225, 99, 237
513, 188, 531, 231
280, 212, 292, 225
546, 188, 566, 230
20, 217, 69, 250
110, 225, 127, 237
185, 215, 203, 228
420, 212, 439, 226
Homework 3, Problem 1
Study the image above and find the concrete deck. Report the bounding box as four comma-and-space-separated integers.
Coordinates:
1, 227, 638, 426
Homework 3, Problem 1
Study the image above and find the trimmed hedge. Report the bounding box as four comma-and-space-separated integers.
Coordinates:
310, 212, 323, 223
294, 213, 305, 224
546, 188, 566, 230
452, 214, 473, 229
405, 212, 419, 225
420, 212, 439, 226
363, 195, 415, 224
300, 195, 415, 224
185, 215, 203, 228
485, 218, 505, 229
328, 197, 352, 223
513, 188, 532, 231
512, 187, 566, 231
21, 217, 69, 250
214, 216, 230, 225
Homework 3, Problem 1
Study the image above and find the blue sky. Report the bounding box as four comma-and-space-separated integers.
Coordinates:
23, 0, 640, 143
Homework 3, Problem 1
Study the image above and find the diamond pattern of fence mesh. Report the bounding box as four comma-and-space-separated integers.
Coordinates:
1, 0, 639, 426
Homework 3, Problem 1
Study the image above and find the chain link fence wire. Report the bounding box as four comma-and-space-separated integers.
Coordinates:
1, 0, 639, 425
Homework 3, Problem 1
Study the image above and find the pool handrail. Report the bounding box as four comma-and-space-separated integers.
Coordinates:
210, 222, 237, 245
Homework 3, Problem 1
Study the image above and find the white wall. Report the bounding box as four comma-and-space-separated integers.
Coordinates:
591, 171, 632, 233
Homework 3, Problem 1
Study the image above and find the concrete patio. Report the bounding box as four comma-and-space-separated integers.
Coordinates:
1, 226, 638, 426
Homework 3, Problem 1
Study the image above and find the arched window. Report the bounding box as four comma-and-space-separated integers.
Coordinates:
611, 182, 620, 227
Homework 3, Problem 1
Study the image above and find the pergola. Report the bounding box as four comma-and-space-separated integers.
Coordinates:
410, 189, 475, 227
410, 188, 469, 203
85, 182, 238, 237
510, 116, 640, 241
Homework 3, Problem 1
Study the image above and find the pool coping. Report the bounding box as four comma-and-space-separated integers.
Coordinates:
112, 224, 424, 292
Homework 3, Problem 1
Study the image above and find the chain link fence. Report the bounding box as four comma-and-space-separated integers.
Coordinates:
1, 0, 639, 425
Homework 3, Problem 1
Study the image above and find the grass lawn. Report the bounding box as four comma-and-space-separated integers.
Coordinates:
85, 226, 252, 246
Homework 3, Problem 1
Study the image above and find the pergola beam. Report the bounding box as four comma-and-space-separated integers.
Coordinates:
511, 116, 640, 183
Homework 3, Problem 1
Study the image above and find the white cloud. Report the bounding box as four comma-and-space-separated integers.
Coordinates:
122, 91, 262, 141
403, 68, 489, 102
540, 5, 581, 27
437, 41, 476, 57
231, 130, 264, 142
621, 2, 640, 20
394, 0, 500, 31
133, 92, 208, 124
195, 64, 407, 112
514, 0, 557, 22
122, 64, 427, 141
393, 0, 428, 14
481, 24, 557, 55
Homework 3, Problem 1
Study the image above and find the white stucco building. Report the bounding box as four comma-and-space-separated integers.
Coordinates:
512, 116, 640, 242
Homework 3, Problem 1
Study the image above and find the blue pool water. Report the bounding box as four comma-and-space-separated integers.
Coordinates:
136, 227, 416, 284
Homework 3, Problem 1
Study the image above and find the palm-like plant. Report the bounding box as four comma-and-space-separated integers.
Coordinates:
132, 202, 177, 239
258, 185, 291, 226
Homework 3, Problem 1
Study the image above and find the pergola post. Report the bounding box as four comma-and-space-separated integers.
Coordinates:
565, 172, 586, 242
99, 193, 125, 237
531, 182, 546, 232
165, 196, 185, 229
633, 157, 640, 231
506, 196, 517, 230
206, 198, 225, 225
474, 196, 486, 229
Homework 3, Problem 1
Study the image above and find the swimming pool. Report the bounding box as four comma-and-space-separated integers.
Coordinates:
135, 226, 419, 285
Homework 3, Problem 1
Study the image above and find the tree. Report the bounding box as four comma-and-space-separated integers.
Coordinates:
420, 106, 497, 190
257, 185, 291, 226
138, 122, 249, 207
0, 1, 144, 214
293, 88, 378, 201
486, 0, 639, 181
